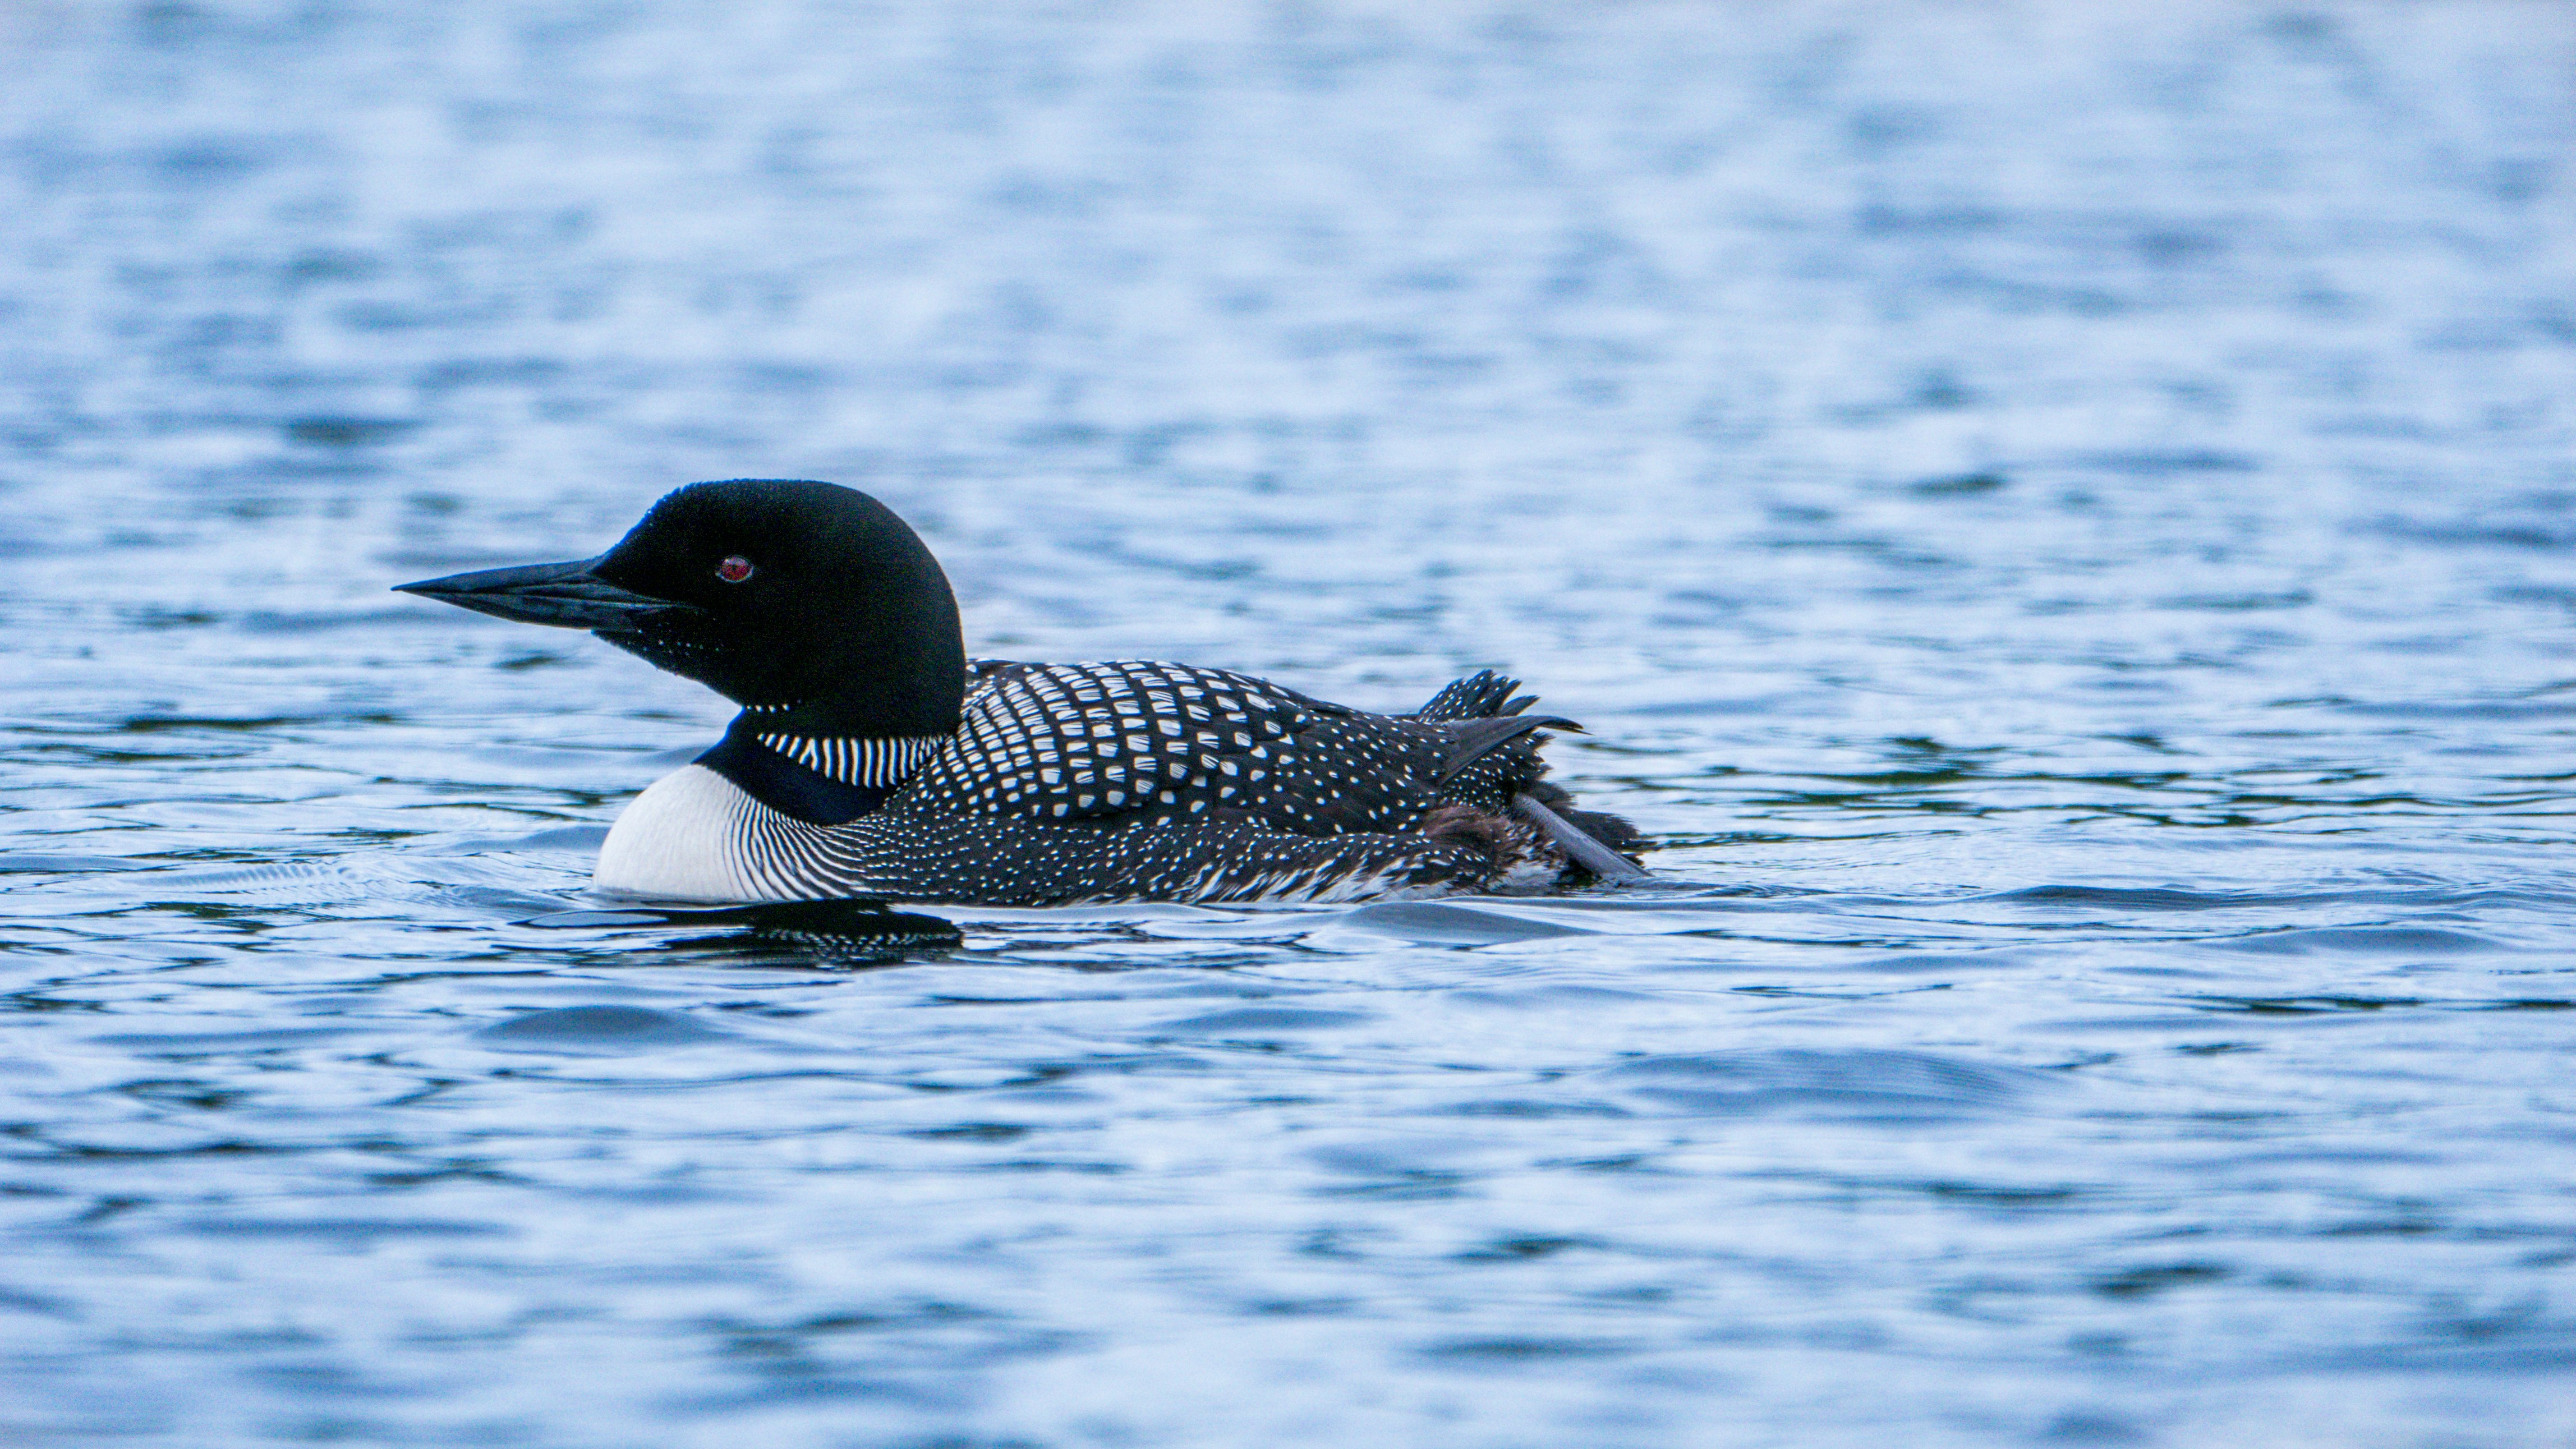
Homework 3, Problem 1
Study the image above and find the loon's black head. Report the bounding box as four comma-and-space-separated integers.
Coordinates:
397, 480, 966, 738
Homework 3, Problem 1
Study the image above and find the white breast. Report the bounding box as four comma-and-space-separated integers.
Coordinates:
595, 765, 766, 902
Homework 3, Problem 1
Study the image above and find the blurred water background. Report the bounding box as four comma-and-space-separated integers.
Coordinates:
3, 1, 2574, 1445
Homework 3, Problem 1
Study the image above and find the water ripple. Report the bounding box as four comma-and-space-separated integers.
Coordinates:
3, 2, 2572, 1445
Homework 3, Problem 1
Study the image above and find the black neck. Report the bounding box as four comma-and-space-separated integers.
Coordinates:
696, 726, 894, 826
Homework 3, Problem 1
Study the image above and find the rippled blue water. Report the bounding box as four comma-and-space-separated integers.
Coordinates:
4, 3, 2574, 1445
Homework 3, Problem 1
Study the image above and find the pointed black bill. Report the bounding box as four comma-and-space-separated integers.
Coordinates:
393, 557, 698, 630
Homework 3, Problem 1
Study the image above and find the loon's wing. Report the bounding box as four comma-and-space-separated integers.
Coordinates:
916, 660, 1584, 838
1410, 669, 1540, 721
912, 662, 1449, 834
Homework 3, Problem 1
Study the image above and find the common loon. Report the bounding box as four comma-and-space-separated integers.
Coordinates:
397, 480, 1647, 906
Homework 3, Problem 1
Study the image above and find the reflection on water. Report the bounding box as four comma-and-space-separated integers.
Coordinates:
3, 1, 2575, 1445
526, 900, 968, 963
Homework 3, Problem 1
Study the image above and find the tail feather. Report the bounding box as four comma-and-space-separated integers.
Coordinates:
1414, 670, 1528, 721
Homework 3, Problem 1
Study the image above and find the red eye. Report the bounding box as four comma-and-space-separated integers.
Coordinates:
716, 556, 754, 583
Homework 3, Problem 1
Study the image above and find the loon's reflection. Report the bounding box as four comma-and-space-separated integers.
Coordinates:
526, 898, 962, 964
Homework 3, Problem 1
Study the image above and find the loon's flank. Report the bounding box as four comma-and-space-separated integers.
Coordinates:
396, 480, 1648, 906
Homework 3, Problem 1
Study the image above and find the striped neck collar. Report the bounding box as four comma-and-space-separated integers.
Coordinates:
748, 729, 947, 789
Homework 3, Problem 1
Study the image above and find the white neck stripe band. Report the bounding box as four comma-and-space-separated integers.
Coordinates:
755, 732, 946, 789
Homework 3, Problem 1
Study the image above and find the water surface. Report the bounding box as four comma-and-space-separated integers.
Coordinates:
3, 2, 2574, 1445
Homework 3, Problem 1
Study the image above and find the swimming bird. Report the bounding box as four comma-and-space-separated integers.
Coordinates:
396, 480, 1646, 905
